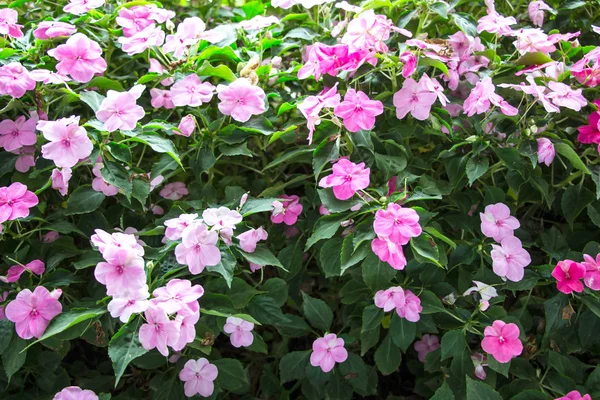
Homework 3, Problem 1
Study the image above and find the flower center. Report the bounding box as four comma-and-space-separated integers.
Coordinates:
62, 138, 71, 147
498, 336, 505, 343
30, 308, 39, 317
116, 265, 124, 274
127, 299, 136, 306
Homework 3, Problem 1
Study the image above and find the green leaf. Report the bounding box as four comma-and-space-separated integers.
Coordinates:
124, 134, 183, 169
101, 159, 133, 199
240, 246, 286, 271
305, 214, 346, 250
313, 137, 340, 179
325, 373, 353, 399
555, 142, 591, 174
285, 27, 318, 40
410, 234, 442, 267
360, 305, 383, 355
494, 147, 526, 171
429, 1, 449, 18
487, 355, 510, 377
107, 142, 132, 164
80, 91, 106, 113
65, 185, 106, 215
466, 376, 502, 400
240, 197, 278, 217
561, 185, 595, 227
362, 252, 396, 291
466, 156, 489, 186
279, 351, 311, 383
87, 77, 124, 91
431, 381, 455, 400
301, 292, 333, 332
516, 51, 554, 66
374, 334, 401, 375
247, 296, 290, 325
29, 308, 106, 347
452, 12, 477, 36
264, 147, 313, 170
206, 250, 236, 288
390, 314, 416, 353
420, 290, 446, 314
441, 329, 466, 361
197, 60, 237, 82
0, 319, 13, 355
418, 58, 450, 77
319, 237, 343, 277
108, 321, 148, 387
317, 188, 360, 213
2, 336, 27, 382
247, 332, 268, 354
213, 358, 250, 391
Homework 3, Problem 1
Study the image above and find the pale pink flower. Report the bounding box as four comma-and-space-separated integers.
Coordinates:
371, 238, 407, 270
552, 260, 585, 294
64, 0, 105, 14
374, 203, 422, 245
546, 81, 587, 111
169, 312, 199, 351
335, 1, 361, 12
96, 85, 145, 132
512, 28, 556, 55
334, 89, 383, 133
48, 33, 107, 83
396, 290, 422, 322
175, 223, 221, 274
92, 160, 119, 196
414, 334, 439, 362
51, 167, 72, 196
319, 204, 331, 215
491, 236, 531, 282
12, 145, 36, 173
151, 204, 165, 215
237, 227, 268, 253
477, 1, 516, 36
480, 203, 520, 242
0, 116, 37, 152
148, 58, 174, 86
139, 305, 180, 356
239, 15, 280, 31
52, 386, 98, 400
374, 286, 405, 312
177, 115, 195, 137
318, 158, 370, 200
164, 213, 199, 241
528, 1, 553, 27
341, 10, 409, 53
179, 358, 218, 398
399, 51, 417, 78
116, 5, 174, 37
171, 74, 215, 107
500, 76, 559, 113
393, 77, 438, 121
42, 231, 60, 243
464, 281, 498, 311
151, 279, 204, 316
34, 21, 77, 39
555, 391, 592, 400
471, 353, 488, 380
94, 246, 146, 296
90, 229, 144, 257
310, 333, 348, 373
0, 182, 39, 223
297, 85, 340, 144
217, 78, 266, 123
481, 320, 522, 363
163, 17, 223, 58
150, 88, 174, 109
0, 9, 23, 38
38, 117, 92, 168
271, 0, 297, 8
160, 182, 188, 200
107, 285, 150, 323
249, 262, 262, 272
29, 69, 71, 84
202, 207, 242, 231
0, 260, 45, 283
270, 195, 303, 225
537, 138, 555, 166
0, 291, 9, 320
0, 62, 35, 98
224, 316, 254, 348
118, 24, 165, 55
463, 77, 517, 117
582, 254, 600, 290
6, 286, 62, 340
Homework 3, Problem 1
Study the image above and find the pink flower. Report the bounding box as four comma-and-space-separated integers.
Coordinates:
318, 158, 370, 201
202, 207, 242, 231
481, 320, 523, 363
0, 260, 45, 283
582, 254, 600, 290
42, 231, 60, 243
163, 17, 223, 58
464, 77, 517, 117
151, 279, 204, 316
572, 48, 600, 87
319, 204, 331, 215
150, 89, 174, 109
393, 77, 438, 121
472, 352, 488, 380
0, 116, 37, 152
64, 0, 105, 15
399, 52, 417, 78
179, 358, 218, 398
217, 78, 267, 123
0, 182, 39, 223
371, 238, 407, 270
546, 81, 587, 111
90, 229, 144, 257
96, 85, 145, 132
34, 21, 77, 39
171, 74, 215, 107
12, 145, 36, 173
94, 246, 146, 296
555, 391, 592, 400
164, 214, 199, 241
249, 262, 262, 272
477, 1, 516, 36
170, 312, 199, 351
270, 195, 303, 225
0, 291, 9, 320
528, 1, 553, 27
578, 110, 600, 151
48, 33, 107, 83
29, 69, 71, 84
396, 290, 422, 322
38, 117, 92, 168
177, 115, 196, 137
479, 202, 520, 242
491, 236, 531, 282
512, 28, 556, 55
239, 15, 280, 31
341, 10, 409, 53
334, 89, 383, 133
297, 85, 340, 144
6, 286, 62, 340
118, 24, 165, 55
237, 227, 268, 253
160, 182, 188, 200
139, 305, 180, 356
51, 167, 72, 196
551, 260, 585, 294
536, 138, 555, 166
0, 9, 23, 38
374, 203, 422, 245
53, 386, 98, 400
0, 62, 35, 98
414, 334, 440, 362
116, 5, 174, 37
92, 160, 119, 196
224, 316, 255, 348
374, 286, 405, 312
148, 58, 174, 86
310, 333, 348, 373
107, 285, 150, 323
175, 223, 221, 274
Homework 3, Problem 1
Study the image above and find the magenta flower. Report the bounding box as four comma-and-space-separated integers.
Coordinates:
38, 117, 93, 168
528, 1, 552, 27
414, 334, 440, 362
12, 145, 36, 173
217, 78, 267, 123
310, 333, 348, 373
224, 316, 255, 348
481, 320, 523, 363
556, 391, 592, 400
171, 74, 215, 107
160, 182, 189, 200
150, 88, 174, 109
374, 203, 422, 245
63, 0, 105, 15
151, 279, 204, 316
0, 62, 35, 98
179, 358, 218, 398
0, 116, 37, 152
170, 312, 199, 351
270, 195, 303, 225
582, 254, 600, 290
396, 290, 422, 322
393, 77, 438, 121
0, 9, 23, 38
0, 182, 39, 223
164, 213, 199, 241
578, 110, 600, 152
237, 227, 268, 253
0, 291, 9, 320
491, 236, 531, 282
48, 33, 107, 83
479, 202, 520, 242
51, 167, 72, 197
107, 285, 150, 323
334, 89, 383, 133
399, 51, 417, 78
371, 238, 407, 270
175, 223, 221, 274
52, 386, 98, 400
96, 85, 145, 132
318, 158, 370, 201
5, 286, 62, 340
0, 260, 45, 283
374, 286, 405, 312
139, 305, 180, 356
92, 160, 119, 196
536, 138, 555, 166
34, 21, 77, 39
249, 262, 262, 273
94, 246, 146, 296
552, 260, 585, 294
177, 115, 196, 137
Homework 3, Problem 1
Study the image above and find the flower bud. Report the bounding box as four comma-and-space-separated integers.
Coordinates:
176, 114, 196, 137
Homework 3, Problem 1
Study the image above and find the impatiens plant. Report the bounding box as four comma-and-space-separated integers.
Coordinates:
3, 0, 600, 399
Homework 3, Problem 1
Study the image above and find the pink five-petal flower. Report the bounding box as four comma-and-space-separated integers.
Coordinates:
6, 286, 62, 340
175, 223, 221, 274
310, 333, 348, 373
38, 117, 93, 168
374, 203, 422, 245
160, 182, 189, 200
237, 227, 268, 253
170, 312, 200, 351
202, 207, 242, 231
217, 78, 267, 123
0, 116, 37, 152
0, 182, 39, 223
414, 334, 440, 362
151, 279, 204, 316
479, 202, 520, 242
12, 145, 36, 173
150, 88, 174, 109
48, 33, 107, 83
0, 9, 23, 38
371, 238, 407, 270
528, 1, 553, 27
555, 391, 592, 400
0, 259, 45, 283
318, 158, 370, 200
393, 77, 438, 121
96, 85, 145, 132
223, 316, 255, 348
51, 167, 72, 196
94, 246, 146, 296
63, 0, 105, 15
582, 253, 600, 290
164, 213, 199, 241
537, 138, 555, 166
396, 290, 422, 322
546, 81, 587, 111
551, 260, 586, 294
334, 89, 383, 133
481, 320, 523, 363
374, 286, 405, 312
0, 62, 35, 98
179, 358, 218, 398
139, 305, 180, 356
107, 285, 150, 323
491, 236, 531, 282
118, 24, 165, 55
52, 386, 98, 400
476, 1, 516, 36
297, 84, 340, 144
464, 77, 517, 117
171, 74, 215, 107
34, 21, 77, 40
270, 194, 303, 225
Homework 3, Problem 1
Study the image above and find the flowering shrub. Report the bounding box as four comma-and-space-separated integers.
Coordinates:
2, 0, 600, 399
